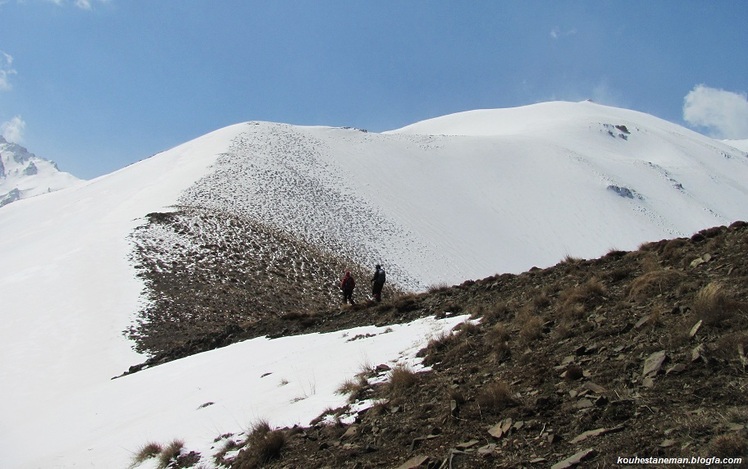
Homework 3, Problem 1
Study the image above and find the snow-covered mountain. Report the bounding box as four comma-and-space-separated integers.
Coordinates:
0, 136, 83, 208
1, 101, 747, 468
173, 101, 748, 289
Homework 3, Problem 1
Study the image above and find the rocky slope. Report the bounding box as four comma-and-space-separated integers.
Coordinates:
220, 222, 748, 468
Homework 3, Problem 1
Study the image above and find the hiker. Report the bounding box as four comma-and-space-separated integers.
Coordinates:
340, 271, 355, 305
371, 264, 386, 302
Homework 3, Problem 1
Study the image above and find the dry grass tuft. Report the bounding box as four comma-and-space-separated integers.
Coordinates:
485, 323, 511, 361
661, 238, 689, 261
476, 381, 515, 413
132, 442, 163, 466
427, 282, 451, 293
481, 301, 511, 323
387, 365, 419, 396
392, 293, 420, 313
513, 304, 544, 344
627, 269, 686, 301
335, 374, 370, 402
709, 433, 747, 458
638, 252, 662, 272
236, 420, 286, 468
605, 266, 634, 283
157, 439, 184, 469
558, 277, 607, 320
420, 330, 457, 365
532, 289, 552, 309
561, 254, 583, 265
487, 322, 510, 343
693, 282, 738, 326
213, 439, 242, 467
519, 315, 544, 344
454, 320, 481, 336
713, 332, 748, 366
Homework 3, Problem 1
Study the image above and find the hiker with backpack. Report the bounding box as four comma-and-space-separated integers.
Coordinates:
340, 271, 356, 305
371, 264, 386, 302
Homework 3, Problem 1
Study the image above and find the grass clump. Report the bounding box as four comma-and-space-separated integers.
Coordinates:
387, 365, 419, 396
693, 282, 738, 326
420, 330, 459, 366
627, 269, 686, 301
486, 323, 511, 361
131, 442, 162, 466
559, 277, 607, 317
335, 374, 370, 403
234, 420, 286, 468
481, 301, 511, 324
709, 433, 747, 458
476, 381, 515, 413
515, 306, 544, 344
453, 320, 481, 336
213, 439, 242, 467
157, 439, 184, 469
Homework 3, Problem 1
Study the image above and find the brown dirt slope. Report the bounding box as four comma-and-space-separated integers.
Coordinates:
228, 222, 748, 468
122, 206, 402, 374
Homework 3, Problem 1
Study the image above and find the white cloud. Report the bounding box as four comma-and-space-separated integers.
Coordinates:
1, 115, 26, 143
550, 27, 577, 40
0, 51, 16, 91
44, 0, 109, 9
683, 85, 748, 139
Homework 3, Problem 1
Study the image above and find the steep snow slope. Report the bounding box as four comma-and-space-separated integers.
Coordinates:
1, 101, 748, 468
0, 136, 82, 207
0, 124, 247, 468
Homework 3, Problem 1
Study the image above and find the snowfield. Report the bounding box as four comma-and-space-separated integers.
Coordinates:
1, 101, 747, 468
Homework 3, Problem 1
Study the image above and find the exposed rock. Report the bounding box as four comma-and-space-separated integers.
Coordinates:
691, 344, 706, 363
477, 443, 497, 456
690, 253, 712, 268
340, 425, 359, 440
689, 320, 703, 338
488, 418, 513, 439
396, 455, 431, 469
551, 448, 597, 469
643, 350, 668, 377
583, 382, 607, 394
569, 425, 624, 444
23, 161, 38, 176
665, 363, 686, 375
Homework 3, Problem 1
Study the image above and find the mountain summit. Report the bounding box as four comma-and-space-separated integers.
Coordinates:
0, 136, 82, 208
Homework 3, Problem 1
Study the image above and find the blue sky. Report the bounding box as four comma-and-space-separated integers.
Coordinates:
1, 0, 747, 179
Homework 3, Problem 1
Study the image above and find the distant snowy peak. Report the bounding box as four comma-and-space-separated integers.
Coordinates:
0, 136, 82, 208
